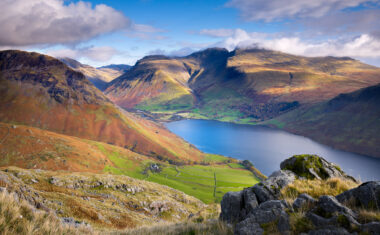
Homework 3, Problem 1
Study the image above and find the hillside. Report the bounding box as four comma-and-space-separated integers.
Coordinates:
105, 48, 380, 123
267, 83, 380, 158
0, 122, 260, 203
0, 50, 204, 162
0, 166, 209, 230
60, 57, 129, 90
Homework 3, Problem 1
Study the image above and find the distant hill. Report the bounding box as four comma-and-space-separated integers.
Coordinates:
59, 57, 127, 91
0, 50, 204, 162
269, 83, 380, 158
98, 63, 131, 72
105, 48, 380, 122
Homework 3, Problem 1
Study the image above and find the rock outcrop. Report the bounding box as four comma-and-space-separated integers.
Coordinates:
220, 155, 380, 234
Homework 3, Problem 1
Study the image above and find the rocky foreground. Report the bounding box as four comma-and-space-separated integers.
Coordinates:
220, 154, 380, 235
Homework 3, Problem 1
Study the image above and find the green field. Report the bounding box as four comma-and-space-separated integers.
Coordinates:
97, 144, 260, 203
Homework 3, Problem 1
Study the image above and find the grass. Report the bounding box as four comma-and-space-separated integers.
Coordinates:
119, 220, 233, 235
280, 177, 359, 203
95, 142, 260, 204
0, 190, 94, 235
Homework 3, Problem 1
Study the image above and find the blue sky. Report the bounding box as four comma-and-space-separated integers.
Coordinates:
0, 0, 379, 66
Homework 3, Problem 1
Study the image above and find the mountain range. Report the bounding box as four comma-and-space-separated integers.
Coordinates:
104, 48, 380, 157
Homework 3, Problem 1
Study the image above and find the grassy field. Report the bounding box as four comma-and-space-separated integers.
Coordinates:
98, 143, 259, 203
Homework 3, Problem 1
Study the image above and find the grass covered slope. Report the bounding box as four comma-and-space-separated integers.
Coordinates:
0, 50, 204, 162
0, 122, 260, 203
106, 55, 195, 111
270, 83, 380, 157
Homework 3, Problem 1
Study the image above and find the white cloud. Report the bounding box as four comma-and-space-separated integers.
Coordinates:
226, 0, 376, 22
0, 0, 130, 46
47, 46, 119, 62
199, 29, 236, 37
211, 29, 380, 60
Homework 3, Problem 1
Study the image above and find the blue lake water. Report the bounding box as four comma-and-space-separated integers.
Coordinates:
165, 119, 380, 181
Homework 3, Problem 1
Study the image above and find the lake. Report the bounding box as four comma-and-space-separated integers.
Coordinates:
165, 119, 380, 181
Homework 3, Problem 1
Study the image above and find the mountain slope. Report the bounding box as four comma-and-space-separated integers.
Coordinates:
0, 122, 260, 203
60, 57, 128, 91
105, 48, 380, 122
269, 83, 380, 158
0, 50, 204, 162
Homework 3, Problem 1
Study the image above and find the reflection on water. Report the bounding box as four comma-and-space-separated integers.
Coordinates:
166, 119, 380, 181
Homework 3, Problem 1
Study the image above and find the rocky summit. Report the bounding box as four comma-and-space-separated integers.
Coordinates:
220, 154, 380, 235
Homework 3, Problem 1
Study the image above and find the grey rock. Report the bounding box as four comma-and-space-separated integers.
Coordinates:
317, 196, 356, 219
361, 222, 380, 234
293, 193, 316, 210
220, 190, 243, 223
235, 219, 263, 235
280, 155, 356, 181
307, 212, 337, 227
308, 227, 351, 235
252, 184, 275, 204
242, 187, 259, 216
336, 181, 380, 210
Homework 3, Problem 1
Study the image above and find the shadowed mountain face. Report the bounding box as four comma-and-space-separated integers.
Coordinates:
60, 57, 129, 91
271, 83, 380, 158
0, 50, 204, 162
105, 48, 380, 121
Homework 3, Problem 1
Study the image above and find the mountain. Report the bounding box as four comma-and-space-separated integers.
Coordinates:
0, 50, 204, 162
98, 64, 131, 71
105, 48, 380, 122
268, 83, 380, 158
59, 57, 127, 90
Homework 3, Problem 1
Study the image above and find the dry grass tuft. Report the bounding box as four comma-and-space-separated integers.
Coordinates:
0, 190, 93, 235
281, 177, 359, 203
117, 220, 232, 235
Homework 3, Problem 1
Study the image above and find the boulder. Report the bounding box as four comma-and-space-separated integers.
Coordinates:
220, 191, 243, 223
280, 155, 355, 181
235, 220, 264, 235
235, 200, 291, 235
336, 181, 380, 210
220, 170, 295, 223
361, 222, 380, 234
307, 227, 351, 235
293, 193, 316, 210
316, 196, 356, 219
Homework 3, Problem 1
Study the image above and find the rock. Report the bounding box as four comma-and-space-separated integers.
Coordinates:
336, 181, 380, 210
280, 155, 355, 181
220, 191, 243, 223
307, 211, 336, 227
235, 220, 263, 235
252, 184, 275, 204
0, 187, 6, 192
235, 200, 291, 235
316, 196, 356, 219
242, 187, 259, 216
293, 193, 316, 210
249, 170, 295, 204
361, 222, 380, 234
307, 227, 351, 235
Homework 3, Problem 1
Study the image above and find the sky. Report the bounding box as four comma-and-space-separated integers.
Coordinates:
0, 0, 380, 67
